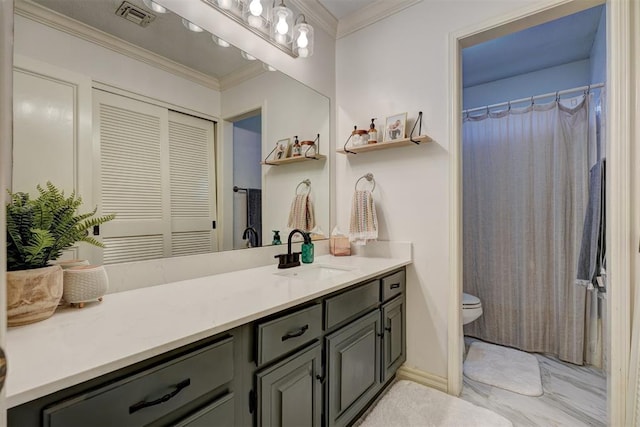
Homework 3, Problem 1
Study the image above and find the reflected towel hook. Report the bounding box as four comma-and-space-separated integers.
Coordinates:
355, 173, 375, 192
296, 179, 311, 195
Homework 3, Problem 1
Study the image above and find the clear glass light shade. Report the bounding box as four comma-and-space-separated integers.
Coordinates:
142, 0, 167, 13
293, 22, 314, 58
216, 0, 233, 10
244, 0, 266, 28
212, 35, 230, 47
182, 18, 203, 32
241, 51, 257, 60
270, 4, 293, 45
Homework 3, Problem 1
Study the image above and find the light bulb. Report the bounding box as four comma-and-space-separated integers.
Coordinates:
276, 12, 289, 35
297, 47, 309, 58
296, 29, 308, 49
247, 15, 263, 28
249, 0, 262, 16
217, 0, 232, 9
182, 18, 203, 32
212, 35, 230, 47
143, 0, 167, 13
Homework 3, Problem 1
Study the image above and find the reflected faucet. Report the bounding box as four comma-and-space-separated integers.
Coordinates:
242, 227, 259, 248
274, 229, 311, 269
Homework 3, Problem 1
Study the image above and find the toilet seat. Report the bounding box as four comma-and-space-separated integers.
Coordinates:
463, 293, 481, 308
462, 293, 483, 325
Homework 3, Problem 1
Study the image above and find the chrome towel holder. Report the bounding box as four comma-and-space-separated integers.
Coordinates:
296, 179, 311, 195
355, 173, 375, 192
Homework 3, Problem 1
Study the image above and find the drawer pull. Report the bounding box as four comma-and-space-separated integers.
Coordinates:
389, 283, 400, 289
281, 324, 309, 341
129, 378, 191, 414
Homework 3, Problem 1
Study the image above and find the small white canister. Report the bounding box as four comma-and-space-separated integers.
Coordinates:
63, 265, 109, 308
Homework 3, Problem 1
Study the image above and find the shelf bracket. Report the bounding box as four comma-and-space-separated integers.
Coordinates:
304, 134, 321, 159
262, 143, 280, 166
343, 131, 358, 155
409, 111, 423, 144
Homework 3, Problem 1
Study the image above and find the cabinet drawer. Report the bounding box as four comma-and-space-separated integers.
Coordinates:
257, 304, 322, 366
174, 393, 235, 427
381, 270, 405, 302
43, 337, 234, 427
324, 280, 379, 330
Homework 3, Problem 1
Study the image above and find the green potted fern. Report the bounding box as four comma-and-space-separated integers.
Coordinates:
6, 182, 114, 326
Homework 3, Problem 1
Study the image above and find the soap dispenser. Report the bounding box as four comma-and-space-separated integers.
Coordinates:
292, 136, 302, 157
301, 236, 314, 264
272, 230, 282, 245
368, 118, 378, 144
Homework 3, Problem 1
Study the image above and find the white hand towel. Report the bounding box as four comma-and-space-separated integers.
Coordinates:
287, 193, 316, 232
349, 190, 378, 245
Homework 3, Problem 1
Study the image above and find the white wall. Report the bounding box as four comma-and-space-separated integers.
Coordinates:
222, 71, 331, 244
335, 0, 543, 382
463, 59, 591, 109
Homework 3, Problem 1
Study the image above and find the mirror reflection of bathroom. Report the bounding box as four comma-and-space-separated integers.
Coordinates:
460, 4, 607, 424
231, 111, 263, 249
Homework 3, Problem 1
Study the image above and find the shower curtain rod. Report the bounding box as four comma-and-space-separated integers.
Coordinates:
463, 82, 605, 114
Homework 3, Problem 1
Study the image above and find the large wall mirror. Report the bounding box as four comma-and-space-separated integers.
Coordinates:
12, 0, 330, 264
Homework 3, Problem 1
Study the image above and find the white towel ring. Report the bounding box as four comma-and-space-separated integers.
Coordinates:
355, 173, 375, 192
296, 179, 311, 195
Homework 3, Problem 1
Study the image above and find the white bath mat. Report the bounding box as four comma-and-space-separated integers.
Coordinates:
358, 380, 512, 427
464, 341, 543, 396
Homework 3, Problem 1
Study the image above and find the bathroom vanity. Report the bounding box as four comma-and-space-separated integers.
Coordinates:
7, 255, 408, 427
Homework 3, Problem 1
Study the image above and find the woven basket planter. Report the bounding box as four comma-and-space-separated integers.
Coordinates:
63, 265, 109, 308
7, 265, 63, 327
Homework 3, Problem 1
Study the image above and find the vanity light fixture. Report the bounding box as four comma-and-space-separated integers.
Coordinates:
202, 0, 313, 58
241, 51, 257, 60
245, 0, 265, 28
216, 0, 234, 10
212, 35, 231, 47
142, 0, 167, 13
270, 0, 293, 44
182, 18, 204, 32
293, 14, 313, 58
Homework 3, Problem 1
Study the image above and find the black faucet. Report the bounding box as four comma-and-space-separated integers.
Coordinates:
242, 227, 259, 248
274, 229, 311, 269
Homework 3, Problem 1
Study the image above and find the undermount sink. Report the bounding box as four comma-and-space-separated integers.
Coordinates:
274, 264, 355, 281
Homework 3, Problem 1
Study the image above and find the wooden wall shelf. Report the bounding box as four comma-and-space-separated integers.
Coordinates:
261, 154, 327, 166
337, 135, 432, 155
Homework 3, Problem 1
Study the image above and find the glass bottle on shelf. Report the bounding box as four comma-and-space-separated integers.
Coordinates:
292, 136, 302, 157
368, 118, 378, 144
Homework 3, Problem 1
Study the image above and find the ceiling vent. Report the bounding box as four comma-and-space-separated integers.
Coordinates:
116, 1, 156, 27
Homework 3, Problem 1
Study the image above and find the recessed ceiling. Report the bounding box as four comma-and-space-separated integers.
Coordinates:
463, 5, 604, 88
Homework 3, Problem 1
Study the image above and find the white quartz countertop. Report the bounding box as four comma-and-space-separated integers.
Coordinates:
6, 253, 411, 408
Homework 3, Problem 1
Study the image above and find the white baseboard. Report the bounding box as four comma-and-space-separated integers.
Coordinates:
396, 365, 448, 393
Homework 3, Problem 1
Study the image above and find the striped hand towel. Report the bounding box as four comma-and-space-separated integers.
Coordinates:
287, 193, 316, 232
349, 190, 378, 245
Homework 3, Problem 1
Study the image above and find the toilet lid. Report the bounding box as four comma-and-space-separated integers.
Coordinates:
463, 293, 481, 306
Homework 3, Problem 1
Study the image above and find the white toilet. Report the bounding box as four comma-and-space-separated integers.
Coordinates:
462, 293, 483, 325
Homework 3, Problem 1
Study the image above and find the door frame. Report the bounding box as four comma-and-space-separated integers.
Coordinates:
447, 0, 634, 425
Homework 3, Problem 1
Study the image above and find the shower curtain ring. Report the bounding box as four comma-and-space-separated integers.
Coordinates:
530, 96, 535, 106
507, 101, 511, 112
555, 91, 560, 102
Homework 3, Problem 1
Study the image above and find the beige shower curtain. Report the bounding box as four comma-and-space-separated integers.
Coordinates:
462, 95, 598, 365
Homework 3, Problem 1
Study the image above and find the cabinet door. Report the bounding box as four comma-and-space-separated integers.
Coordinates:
326, 310, 381, 427
382, 296, 406, 382
256, 343, 322, 427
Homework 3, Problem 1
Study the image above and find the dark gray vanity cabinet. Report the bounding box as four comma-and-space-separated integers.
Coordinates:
326, 310, 381, 427
255, 343, 323, 427
8, 267, 406, 427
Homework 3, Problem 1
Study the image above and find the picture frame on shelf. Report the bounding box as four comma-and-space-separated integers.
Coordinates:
274, 138, 291, 160
384, 113, 407, 141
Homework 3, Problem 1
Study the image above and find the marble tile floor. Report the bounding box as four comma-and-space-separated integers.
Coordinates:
461, 339, 607, 426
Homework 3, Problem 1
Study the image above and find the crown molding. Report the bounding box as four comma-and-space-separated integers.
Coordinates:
336, 0, 422, 39
218, 60, 266, 91
289, 0, 338, 38
14, 0, 221, 90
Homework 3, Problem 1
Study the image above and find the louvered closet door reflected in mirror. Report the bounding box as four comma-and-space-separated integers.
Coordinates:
93, 90, 218, 264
